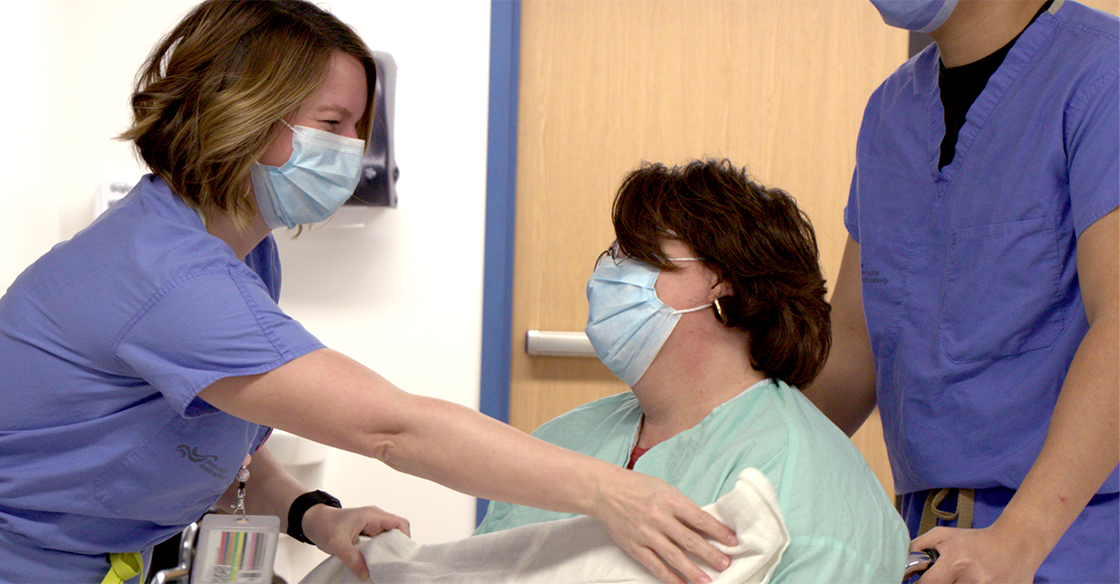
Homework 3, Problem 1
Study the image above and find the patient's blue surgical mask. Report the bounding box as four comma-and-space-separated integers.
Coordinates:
870, 0, 958, 33
585, 245, 711, 387
251, 120, 365, 230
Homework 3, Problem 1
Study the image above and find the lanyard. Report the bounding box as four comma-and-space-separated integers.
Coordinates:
102, 552, 142, 584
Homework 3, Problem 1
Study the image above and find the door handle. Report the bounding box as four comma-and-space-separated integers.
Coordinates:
525, 330, 597, 357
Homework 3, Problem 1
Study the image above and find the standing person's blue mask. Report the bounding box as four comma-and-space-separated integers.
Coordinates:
870, 0, 958, 33
585, 252, 711, 387
251, 120, 365, 230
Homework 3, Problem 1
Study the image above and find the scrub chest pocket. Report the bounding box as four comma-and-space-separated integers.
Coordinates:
940, 217, 1064, 363
93, 414, 258, 525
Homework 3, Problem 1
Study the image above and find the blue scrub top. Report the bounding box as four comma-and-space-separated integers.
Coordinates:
845, 0, 1118, 495
0, 175, 324, 582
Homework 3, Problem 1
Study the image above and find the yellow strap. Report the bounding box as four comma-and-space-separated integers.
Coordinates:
101, 552, 142, 584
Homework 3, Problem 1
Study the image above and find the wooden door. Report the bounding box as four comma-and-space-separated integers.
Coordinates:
510, 0, 909, 498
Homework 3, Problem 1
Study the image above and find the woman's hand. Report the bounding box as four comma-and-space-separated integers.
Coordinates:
594, 471, 737, 584
300, 504, 411, 580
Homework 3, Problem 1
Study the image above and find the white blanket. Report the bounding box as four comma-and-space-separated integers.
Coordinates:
300, 468, 789, 584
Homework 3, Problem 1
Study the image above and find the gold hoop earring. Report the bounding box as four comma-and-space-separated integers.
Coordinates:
713, 297, 730, 326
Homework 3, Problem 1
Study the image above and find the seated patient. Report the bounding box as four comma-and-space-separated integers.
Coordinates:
476, 159, 908, 583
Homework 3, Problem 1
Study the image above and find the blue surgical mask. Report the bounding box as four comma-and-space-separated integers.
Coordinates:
251, 120, 365, 230
585, 256, 711, 387
869, 0, 958, 33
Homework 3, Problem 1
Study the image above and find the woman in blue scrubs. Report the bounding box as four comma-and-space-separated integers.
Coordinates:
804, 1, 1119, 582
0, 2, 735, 583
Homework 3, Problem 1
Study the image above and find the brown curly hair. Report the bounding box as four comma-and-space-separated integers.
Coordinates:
119, 0, 376, 229
611, 159, 831, 388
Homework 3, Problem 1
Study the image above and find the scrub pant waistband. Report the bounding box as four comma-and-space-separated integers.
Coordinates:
897, 487, 975, 535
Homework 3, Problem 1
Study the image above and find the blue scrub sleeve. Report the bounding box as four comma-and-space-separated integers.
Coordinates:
1067, 66, 1119, 235
843, 167, 861, 243
114, 268, 324, 417
845, 82, 884, 245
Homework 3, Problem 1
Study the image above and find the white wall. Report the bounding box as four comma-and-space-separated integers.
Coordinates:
2, 0, 491, 578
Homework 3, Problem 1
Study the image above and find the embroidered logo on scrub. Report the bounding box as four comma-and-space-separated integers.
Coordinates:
176, 444, 229, 478
861, 263, 890, 285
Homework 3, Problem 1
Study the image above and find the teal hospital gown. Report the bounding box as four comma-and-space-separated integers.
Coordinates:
476, 378, 909, 584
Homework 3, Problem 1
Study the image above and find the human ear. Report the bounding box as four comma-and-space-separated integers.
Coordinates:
709, 276, 733, 301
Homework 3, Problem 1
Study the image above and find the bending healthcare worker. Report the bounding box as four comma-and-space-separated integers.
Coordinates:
0, 2, 738, 583
804, 0, 1119, 582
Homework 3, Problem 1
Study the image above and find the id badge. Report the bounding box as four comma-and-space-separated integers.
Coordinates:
190, 514, 279, 584
190, 465, 280, 583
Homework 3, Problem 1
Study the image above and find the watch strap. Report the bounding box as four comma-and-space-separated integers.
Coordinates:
287, 490, 341, 545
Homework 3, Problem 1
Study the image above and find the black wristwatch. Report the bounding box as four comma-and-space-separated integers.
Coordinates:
287, 490, 341, 545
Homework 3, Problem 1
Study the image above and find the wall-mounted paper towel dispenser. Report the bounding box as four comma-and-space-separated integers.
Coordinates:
347, 51, 399, 208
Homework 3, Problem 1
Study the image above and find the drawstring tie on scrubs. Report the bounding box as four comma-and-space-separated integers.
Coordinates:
102, 552, 142, 584
919, 487, 975, 534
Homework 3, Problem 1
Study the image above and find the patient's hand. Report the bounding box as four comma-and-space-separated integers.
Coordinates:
302, 504, 411, 580
594, 470, 737, 584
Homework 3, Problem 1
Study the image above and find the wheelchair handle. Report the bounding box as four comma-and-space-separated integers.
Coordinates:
904, 548, 939, 581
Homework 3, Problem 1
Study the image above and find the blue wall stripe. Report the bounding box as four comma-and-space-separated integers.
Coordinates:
477, 0, 520, 525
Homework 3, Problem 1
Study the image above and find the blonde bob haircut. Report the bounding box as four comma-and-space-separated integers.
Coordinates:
120, 0, 376, 228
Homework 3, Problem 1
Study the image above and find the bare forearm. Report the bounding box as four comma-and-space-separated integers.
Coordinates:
201, 350, 608, 518
366, 394, 608, 516
803, 236, 878, 436
803, 338, 877, 436
993, 314, 1119, 566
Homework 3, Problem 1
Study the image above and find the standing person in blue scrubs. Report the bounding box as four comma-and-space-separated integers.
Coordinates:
0, 2, 737, 583
804, 0, 1118, 582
